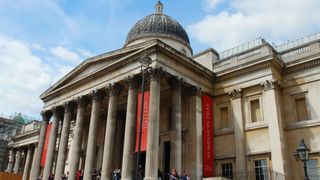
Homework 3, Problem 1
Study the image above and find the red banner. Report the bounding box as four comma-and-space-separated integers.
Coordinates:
202, 95, 214, 177
41, 123, 52, 166
135, 91, 150, 152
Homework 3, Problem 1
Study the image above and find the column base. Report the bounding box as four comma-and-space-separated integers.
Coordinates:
144, 177, 158, 180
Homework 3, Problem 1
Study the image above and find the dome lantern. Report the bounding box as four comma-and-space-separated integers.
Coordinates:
155, 1, 164, 14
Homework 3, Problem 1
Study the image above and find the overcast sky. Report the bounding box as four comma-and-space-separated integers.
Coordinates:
1, 0, 320, 119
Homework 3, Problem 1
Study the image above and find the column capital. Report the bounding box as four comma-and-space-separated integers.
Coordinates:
76, 96, 89, 108
63, 102, 75, 113
228, 88, 242, 99
52, 106, 64, 118
90, 89, 105, 102
125, 76, 141, 89
148, 67, 164, 82
107, 83, 124, 97
260, 79, 279, 91
187, 86, 202, 96
40, 111, 52, 122
167, 76, 185, 90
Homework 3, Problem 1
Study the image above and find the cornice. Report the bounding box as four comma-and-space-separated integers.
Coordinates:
284, 58, 320, 74
13, 129, 39, 141
215, 60, 272, 83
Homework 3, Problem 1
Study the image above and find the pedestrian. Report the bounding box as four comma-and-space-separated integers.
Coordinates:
76, 170, 81, 180
80, 170, 84, 180
168, 168, 179, 180
180, 171, 190, 180
113, 167, 121, 180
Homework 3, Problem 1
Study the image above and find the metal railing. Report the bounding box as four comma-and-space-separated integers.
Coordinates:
274, 32, 320, 52
215, 169, 286, 180
219, 37, 265, 60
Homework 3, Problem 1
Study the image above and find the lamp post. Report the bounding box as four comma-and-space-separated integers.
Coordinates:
296, 139, 310, 180
135, 55, 152, 180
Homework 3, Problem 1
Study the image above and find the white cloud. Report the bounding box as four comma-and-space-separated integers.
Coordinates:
50, 46, 82, 63
0, 35, 72, 118
205, 0, 224, 10
189, 0, 320, 51
77, 49, 94, 58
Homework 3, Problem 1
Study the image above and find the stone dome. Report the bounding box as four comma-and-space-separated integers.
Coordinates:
124, 1, 191, 49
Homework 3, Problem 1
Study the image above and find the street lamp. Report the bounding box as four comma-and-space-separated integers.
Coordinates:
135, 55, 152, 180
296, 139, 310, 180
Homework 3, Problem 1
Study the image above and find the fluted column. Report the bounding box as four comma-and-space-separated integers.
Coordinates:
167, 77, 183, 173
101, 83, 123, 180
22, 145, 34, 180
144, 68, 163, 180
121, 77, 139, 180
83, 90, 104, 180
42, 108, 63, 180
13, 148, 22, 173
69, 96, 88, 180
228, 89, 247, 180
55, 103, 74, 180
30, 111, 51, 180
6, 149, 15, 172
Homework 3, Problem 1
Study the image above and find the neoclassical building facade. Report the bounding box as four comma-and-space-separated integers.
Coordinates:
5, 2, 320, 180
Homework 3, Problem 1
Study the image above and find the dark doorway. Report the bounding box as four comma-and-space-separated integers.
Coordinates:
136, 152, 146, 180
163, 141, 171, 180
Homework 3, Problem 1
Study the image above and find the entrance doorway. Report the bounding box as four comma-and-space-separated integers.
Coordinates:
163, 141, 171, 180
136, 152, 146, 179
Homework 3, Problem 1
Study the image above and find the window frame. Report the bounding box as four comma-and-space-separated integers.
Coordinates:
216, 103, 232, 130
291, 93, 310, 122
247, 95, 264, 124
216, 158, 235, 179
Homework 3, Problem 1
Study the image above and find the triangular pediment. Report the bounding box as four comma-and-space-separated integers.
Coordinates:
41, 39, 213, 100
41, 41, 156, 99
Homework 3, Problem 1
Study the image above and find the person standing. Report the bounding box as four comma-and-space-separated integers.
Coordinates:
180, 171, 190, 180
169, 169, 179, 180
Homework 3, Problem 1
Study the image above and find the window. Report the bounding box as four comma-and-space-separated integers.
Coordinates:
254, 159, 269, 180
220, 106, 229, 129
221, 163, 233, 179
295, 97, 309, 121
250, 99, 262, 123
307, 159, 320, 178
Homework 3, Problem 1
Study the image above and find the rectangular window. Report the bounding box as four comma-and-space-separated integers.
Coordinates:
254, 159, 269, 180
221, 163, 233, 179
250, 99, 262, 123
220, 106, 229, 129
307, 159, 320, 178
295, 97, 309, 121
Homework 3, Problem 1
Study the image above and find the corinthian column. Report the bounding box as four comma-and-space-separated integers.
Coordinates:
68, 96, 88, 180
144, 68, 163, 180
187, 86, 202, 180
30, 111, 51, 180
167, 77, 183, 173
13, 148, 22, 173
261, 80, 286, 178
101, 83, 123, 180
121, 77, 139, 180
42, 108, 63, 180
55, 103, 74, 180
22, 145, 34, 180
83, 90, 104, 180
228, 89, 247, 180
6, 149, 15, 173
